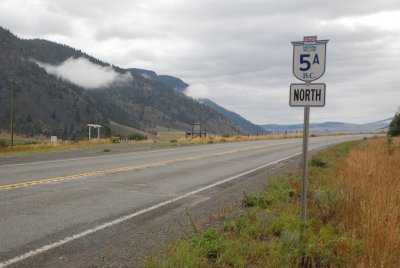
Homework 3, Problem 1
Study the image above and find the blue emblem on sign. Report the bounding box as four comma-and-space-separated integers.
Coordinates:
303, 36, 317, 52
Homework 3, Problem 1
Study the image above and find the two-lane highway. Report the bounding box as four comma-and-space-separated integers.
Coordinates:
0, 135, 368, 267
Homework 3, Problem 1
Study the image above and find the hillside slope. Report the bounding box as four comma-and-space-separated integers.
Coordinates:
0, 28, 104, 139
199, 99, 266, 135
127, 69, 265, 135
127, 68, 188, 92
0, 27, 246, 138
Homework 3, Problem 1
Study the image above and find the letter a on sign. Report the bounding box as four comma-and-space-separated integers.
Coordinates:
292, 37, 328, 82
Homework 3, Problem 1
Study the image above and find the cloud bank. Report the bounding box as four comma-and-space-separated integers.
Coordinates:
184, 84, 211, 99
36, 57, 131, 89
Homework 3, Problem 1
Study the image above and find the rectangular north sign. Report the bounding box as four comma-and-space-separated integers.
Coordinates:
289, 83, 326, 107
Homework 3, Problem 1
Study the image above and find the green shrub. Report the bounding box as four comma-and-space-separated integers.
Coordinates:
190, 228, 225, 259
0, 138, 7, 148
242, 193, 271, 208
310, 156, 328, 168
110, 136, 120, 143
128, 132, 145, 141
243, 176, 298, 209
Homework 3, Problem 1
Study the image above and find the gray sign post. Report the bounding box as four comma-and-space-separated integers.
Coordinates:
301, 106, 310, 221
291, 36, 328, 222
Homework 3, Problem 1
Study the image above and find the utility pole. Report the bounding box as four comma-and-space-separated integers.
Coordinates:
10, 78, 15, 147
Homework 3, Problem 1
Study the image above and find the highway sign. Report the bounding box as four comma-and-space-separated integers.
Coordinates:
289, 83, 326, 107
292, 38, 328, 82
290, 36, 329, 222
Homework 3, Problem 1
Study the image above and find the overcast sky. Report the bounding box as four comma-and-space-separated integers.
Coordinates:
1, 0, 399, 124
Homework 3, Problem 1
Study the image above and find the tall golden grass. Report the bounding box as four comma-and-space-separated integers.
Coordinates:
0, 138, 115, 153
178, 133, 304, 144
180, 132, 351, 145
333, 138, 400, 267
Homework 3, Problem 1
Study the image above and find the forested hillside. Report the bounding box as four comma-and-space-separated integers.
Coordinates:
0, 27, 104, 139
0, 27, 247, 138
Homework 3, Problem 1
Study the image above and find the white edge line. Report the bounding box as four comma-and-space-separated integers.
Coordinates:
0, 151, 302, 267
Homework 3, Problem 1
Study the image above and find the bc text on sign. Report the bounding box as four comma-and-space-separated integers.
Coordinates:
289, 83, 326, 107
292, 40, 328, 82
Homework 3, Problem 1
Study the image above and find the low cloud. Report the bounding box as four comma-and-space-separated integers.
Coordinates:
36, 57, 131, 89
184, 83, 211, 99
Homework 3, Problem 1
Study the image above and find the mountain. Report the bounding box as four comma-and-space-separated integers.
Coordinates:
127, 69, 265, 135
262, 118, 392, 134
0, 27, 246, 138
0, 28, 104, 139
127, 68, 189, 93
199, 99, 266, 135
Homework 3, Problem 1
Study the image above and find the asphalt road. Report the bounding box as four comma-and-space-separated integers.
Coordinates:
0, 135, 369, 267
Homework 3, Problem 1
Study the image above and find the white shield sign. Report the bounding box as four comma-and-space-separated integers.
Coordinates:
292, 40, 328, 82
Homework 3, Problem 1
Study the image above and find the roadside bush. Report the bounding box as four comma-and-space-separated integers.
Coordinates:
310, 156, 328, 168
110, 136, 120, 143
0, 138, 7, 148
190, 228, 225, 259
242, 193, 271, 208
243, 176, 297, 209
128, 132, 145, 141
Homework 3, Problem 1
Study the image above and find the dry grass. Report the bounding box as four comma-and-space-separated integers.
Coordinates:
157, 131, 186, 142
179, 132, 351, 145
0, 138, 155, 154
333, 137, 400, 267
179, 133, 304, 144
0, 131, 350, 156
0, 139, 113, 154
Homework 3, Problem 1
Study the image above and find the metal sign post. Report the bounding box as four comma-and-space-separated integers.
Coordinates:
290, 36, 328, 222
10, 79, 15, 147
301, 106, 310, 221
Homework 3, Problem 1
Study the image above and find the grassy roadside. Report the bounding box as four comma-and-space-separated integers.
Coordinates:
144, 137, 400, 267
0, 131, 326, 156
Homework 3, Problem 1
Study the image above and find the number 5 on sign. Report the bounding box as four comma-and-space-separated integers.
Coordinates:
292, 38, 328, 82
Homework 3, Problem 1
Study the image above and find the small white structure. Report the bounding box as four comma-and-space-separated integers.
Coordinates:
87, 124, 102, 140
50, 136, 58, 144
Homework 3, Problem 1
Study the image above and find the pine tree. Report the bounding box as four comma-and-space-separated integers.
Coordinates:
388, 111, 400, 136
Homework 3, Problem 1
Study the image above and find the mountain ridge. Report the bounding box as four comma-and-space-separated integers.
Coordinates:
199, 99, 266, 135
261, 118, 391, 134
127, 68, 189, 92
0, 27, 247, 138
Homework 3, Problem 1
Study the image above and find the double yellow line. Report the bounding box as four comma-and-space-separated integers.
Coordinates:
0, 142, 296, 191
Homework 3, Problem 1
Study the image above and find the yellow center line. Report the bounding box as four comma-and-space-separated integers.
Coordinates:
0, 141, 298, 191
